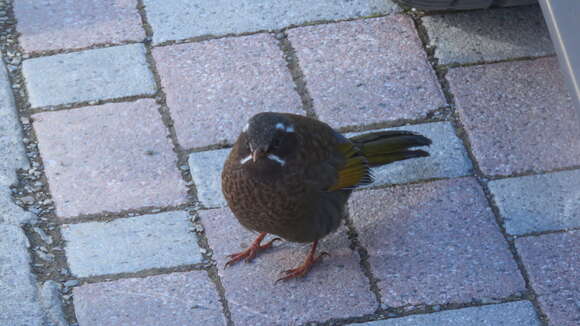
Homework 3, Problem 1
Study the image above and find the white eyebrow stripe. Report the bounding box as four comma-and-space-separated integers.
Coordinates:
240, 155, 252, 165
275, 122, 285, 130
267, 154, 285, 166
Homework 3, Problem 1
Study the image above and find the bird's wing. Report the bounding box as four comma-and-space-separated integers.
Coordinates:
326, 141, 374, 191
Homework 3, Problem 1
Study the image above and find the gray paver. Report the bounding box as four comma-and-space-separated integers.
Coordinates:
489, 169, 580, 235
62, 211, 202, 278
22, 44, 156, 108
200, 207, 377, 325
32, 99, 188, 219
14, 0, 145, 53
39, 281, 67, 326
188, 149, 228, 208
423, 6, 554, 65
153, 33, 303, 149
288, 15, 445, 129
73, 271, 226, 326
516, 232, 580, 326
0, 225, 46, 326
143, 0, 398, 44
448, 57, 580, 176
360, 301, 540, 325
348, 122, 473, 187
350, 178, 525, 307
0, 58, 35, 225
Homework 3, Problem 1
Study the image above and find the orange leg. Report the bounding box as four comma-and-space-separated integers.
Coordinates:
276, 240, 329, 283
225, 232, 281, 267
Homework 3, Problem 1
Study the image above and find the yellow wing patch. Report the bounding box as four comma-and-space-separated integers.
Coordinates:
327, 143, 373, 191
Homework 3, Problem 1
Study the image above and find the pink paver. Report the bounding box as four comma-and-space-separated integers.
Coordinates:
200, 208, 377, 325
32, 99, 188, 218
153, 33, 303, 150
350, 177, 525, 307
516, 232, 580, 326
287, 15, 445, 129
73, 271, 226, 326
448, 57, 580, 176
14, 0, 145, 53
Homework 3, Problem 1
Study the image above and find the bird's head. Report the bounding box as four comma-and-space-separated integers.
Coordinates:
237, 112, 298, 169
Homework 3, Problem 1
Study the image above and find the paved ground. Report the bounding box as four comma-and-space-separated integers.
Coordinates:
0, 1, 578, 325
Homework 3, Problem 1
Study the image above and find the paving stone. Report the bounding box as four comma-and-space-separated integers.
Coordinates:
0, 58, 35, 225
489, 169, 580, 235
360, 301, 540, 325
73, 271, 226, 325
423, 6, 554, 65
39, 281, 67, 326
22, 44, 156, 108
0, 225, 47, 325
350, 178, 525, 307
448, 57, 580, 176
347, 122, 473, 187
62, 211, 202, 277
188, 149, 228, 208
516, 232, 580, 326
14, 0, 145, 53
153, 33, 303, 149
32, 99, 188, 218
200, 207, 377, 325
287, 15, 445, 129
143, 0, 398, 44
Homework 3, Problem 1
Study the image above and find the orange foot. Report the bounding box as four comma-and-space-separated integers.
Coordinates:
225, 232, 281, 267
276, 240, 329, 283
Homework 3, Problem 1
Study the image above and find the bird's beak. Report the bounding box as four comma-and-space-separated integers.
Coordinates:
252, 148, 266, 162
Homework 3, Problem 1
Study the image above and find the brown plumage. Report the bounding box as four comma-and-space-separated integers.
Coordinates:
221, 112, 431, 281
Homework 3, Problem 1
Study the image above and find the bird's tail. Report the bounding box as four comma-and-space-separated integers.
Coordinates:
349, 130, 432, 167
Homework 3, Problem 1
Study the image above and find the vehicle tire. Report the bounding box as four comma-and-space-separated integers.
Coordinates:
394, 0, 537, 10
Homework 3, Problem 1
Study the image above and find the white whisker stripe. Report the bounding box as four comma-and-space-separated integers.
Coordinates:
267, 154, 285, 166
242, 123, 249, 132
240, 155, 252, 165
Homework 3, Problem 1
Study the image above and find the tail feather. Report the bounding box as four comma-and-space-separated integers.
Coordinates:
349, 131, 432, 167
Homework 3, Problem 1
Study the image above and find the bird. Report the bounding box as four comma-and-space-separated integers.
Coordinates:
221, 112, 431, 282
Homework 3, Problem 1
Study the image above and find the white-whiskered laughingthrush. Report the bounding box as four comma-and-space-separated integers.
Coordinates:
221, 112, 431, 282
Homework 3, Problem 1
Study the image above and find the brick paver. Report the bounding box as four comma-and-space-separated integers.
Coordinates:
423, 6, 553, 65
350, 178, 525, 307
14, 0, 145, 53
153, 34, 303, 149
348, 122, 473, 187
516, 232, 580, 326
288, 15, 445, 129
360, 301, 540, 325
22, 44, 156, 108
73, 271, 226, 326
489, 169, 580, 235
448, 57, 580, 176
143, 0, 398, 44
62, 211, 201, 277
200, 207, 377, 325
33, 99, 188, 218
188, 149, 229, 208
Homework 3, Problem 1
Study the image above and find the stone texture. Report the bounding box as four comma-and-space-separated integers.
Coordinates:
32, 99, 188, 218
423, 6, 554, 65
361, 301, 540, 325
489, 169, 580, 235
14, 0, 145, 53
73, 271, 226, 325
288, 15, 445, 129
348, 122, 473, 187
200, 207, 377, 325
143, 0, 398, 44
153, 34, 303, 149
0, 58, 35, 225
22, 44, 156, 108
0, 225, 46, 326
350, 178, 525, 307
39, 281, 67, 326
62, 211, 202, 277
188, 149, 228, 208
448, 57, 580, 176
516, 232, 580, 326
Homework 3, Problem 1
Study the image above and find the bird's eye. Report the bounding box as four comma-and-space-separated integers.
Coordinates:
270, 137, 282, 151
